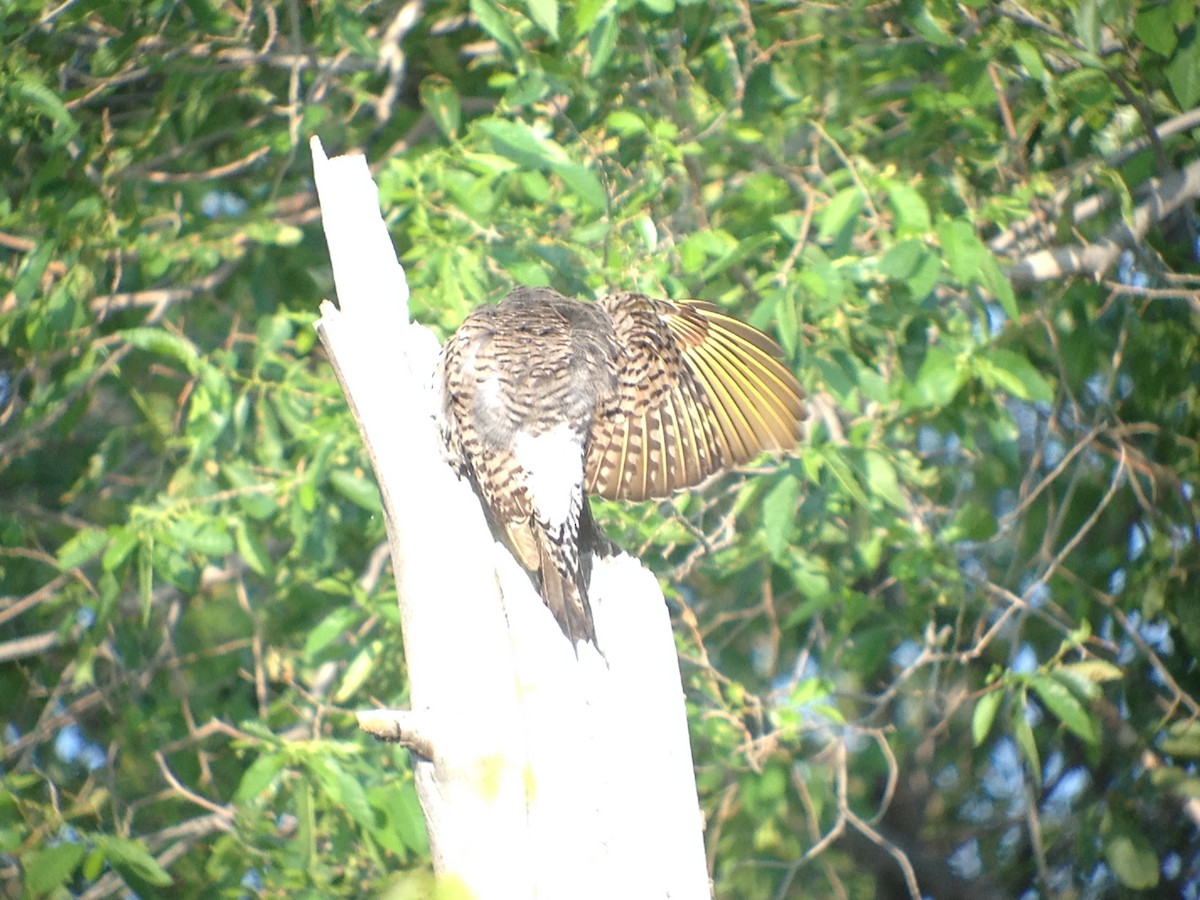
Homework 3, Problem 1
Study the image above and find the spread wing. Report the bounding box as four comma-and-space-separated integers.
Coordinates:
584, 293, 804, 502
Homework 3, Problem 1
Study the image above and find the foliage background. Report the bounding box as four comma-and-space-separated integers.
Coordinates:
2, 0, 1199, 896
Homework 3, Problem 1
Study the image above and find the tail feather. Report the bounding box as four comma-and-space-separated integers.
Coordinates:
535, 520, 595, 648
540, 556, 595, 648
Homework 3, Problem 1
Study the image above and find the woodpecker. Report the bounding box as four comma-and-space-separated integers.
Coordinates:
437, 286, 805, 647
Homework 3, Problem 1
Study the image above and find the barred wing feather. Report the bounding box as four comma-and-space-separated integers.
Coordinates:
585, 294, 804, 502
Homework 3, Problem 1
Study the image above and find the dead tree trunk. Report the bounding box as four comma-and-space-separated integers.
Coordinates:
310, 138, 711, 899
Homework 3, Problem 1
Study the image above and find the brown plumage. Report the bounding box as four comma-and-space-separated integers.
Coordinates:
437, 286, 804, 647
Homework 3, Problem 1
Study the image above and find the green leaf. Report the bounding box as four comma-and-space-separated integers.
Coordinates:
23, 842, 86, 895
882, 181, 931, 235
1058, 659, 1123, 684
329, 468, 381, 512
552, 161, 607, 211
478, 119, 562, 169
305, 606, 360, 659
335, 643, 379, 702
605, 110, 646, 136
523, 0, 559, 39
385, 779, 430, 855
167, 517, 234, 557
1102, 810, 1160, 889
818, 188, 864, 244
878, 240, 923, 280
1029, 673, 1097, 744
906, 3, 955, 47
979, 255, 1018, 320
909, 346, 967, 410
120, 328, 201, 374
94, 835, 173, 887
235, 752, 288, 802
789, 677, 834, 709
470, 0, 522, 58
1165, 26, 1200, 108
1135, 6, 1177, 56
12, 77, 79, 144
232, 519, 271, 576
138, 538, 154, 615
786, 553, 832, 608
1012, 40, 1046, 79
941, 502, 997, 543
12, 241, 56, 304
571, 0, 613, 37
1161, 720, 1200, 758
975, 348, 1054, 403
1076, 0, 1100, 56
761, 474, 800, 562
58, 527, 108, 570
972, 688, 1003, 746
936, 216, 1016, 318
1049, 667, 1101, 703
878, 239, 939, 299
772, 288, 799, 359
1012, 692, 1041, 787
862, 450, 903, 509
419, 76, 462, 140
102, 527, 141, 572
243, 221, 304, 246
587, 14, 620, 75
310, 759, 376, 832
936, 219, 986, 287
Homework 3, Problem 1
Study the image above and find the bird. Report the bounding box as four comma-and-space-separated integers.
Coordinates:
436, 286, 805, 648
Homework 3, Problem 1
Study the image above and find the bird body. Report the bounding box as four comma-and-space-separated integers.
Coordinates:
437, 287, 804, 647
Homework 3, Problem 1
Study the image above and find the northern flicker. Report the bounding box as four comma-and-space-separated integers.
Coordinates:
437, 286, 805, 647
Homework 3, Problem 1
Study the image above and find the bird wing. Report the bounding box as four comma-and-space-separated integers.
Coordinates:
585, 293, 805, 502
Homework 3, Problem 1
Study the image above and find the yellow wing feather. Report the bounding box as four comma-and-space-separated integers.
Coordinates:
585, 293, 804, 502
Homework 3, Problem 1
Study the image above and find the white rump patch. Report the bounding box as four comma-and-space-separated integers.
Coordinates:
476, 375, 503, 410
513, 423, 585, 529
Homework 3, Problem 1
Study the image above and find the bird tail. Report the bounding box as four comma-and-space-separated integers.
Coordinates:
536, 532, 597, 648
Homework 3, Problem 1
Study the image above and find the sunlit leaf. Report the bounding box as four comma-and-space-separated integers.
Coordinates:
883, 181, 931, 235
305, 606, 360, 659
420, 76, 463, 140
818, 188, 864, 244
762, 473, 800, 562
12, 77, 79, 144
862, 449, 903, 509
553, 161, 607, 211
1030, 673, 1098, 745
972, 687, 1003, 746
1012, 691, 1042, 787
470, 0, 522, 57
975, 347, 1054, 403
94, 835, 173, 887
309, 758, 376, 833
1161, 720, 1200, 759
1165, 27, 1200, 108
1102, 810, 1160, 889
335, 642, 379, 702
523, 0, 559, 39
909, 346, 967, 410
23, 843, 85, 895
58, 527, 108, 570
1058, 659, 1123, 684
120, 327, 201, 374
329, 468, 382, 512
235, 753, 288, 802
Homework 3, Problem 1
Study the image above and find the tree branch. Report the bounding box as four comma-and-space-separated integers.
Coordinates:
1006, 158, 1200, 287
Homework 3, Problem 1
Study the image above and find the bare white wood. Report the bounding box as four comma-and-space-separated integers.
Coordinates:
310, 136, 711, 899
